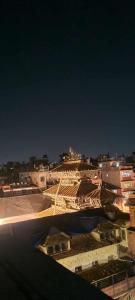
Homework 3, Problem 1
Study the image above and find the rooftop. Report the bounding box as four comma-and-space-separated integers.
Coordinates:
0, 194, 51, 219
44, 180, 97, 198
46, 231, 111, 260
102, 181, 119, 190
51, 162, 98, 172
80, 259, 133, 283
44, 180, 117, 205
94, 221, 119, 232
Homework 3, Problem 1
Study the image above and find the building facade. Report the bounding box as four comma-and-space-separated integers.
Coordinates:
19, 149, 101, 189
102, 161, 135, 194
102, 160, 135, 213
38, 227, 120, 273
38, 221, 128, 273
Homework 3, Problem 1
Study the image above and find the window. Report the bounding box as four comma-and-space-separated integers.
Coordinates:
61, 242, 67, 251
47, 246, 53, 255
108, 255, 113, 261
121, 171, 131, 177
121, 229, 126, 240
55, 244, 60, 253
40, 176, 45, 182
75, 266, 82, 273
92, 261, 98, 267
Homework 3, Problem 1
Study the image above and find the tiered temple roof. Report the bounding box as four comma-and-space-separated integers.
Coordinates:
52, 161, 98, 172
44, 180, 117, 207
44, 181, 96, 198
52, 147, 98, 172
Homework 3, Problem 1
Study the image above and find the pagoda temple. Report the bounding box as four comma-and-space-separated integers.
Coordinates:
49, 148, 101, 186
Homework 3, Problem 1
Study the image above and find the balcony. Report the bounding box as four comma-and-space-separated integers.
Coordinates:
121, 176, 133, 181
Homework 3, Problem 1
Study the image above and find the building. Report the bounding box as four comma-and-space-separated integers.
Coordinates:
19, 148, 101, 189
102, 160, 135, 213
44, 177, 117, 210
0, 176, 8, 187
19, 169, 49, 189
102, 161, 135, 195
38, 222, 135, 300
49, 149, 101, 186
36, 207, 133, 300
127, 196, 135, 258
38, 217, 128, 272
38, 226, 120, 273
91, 221, 128, 250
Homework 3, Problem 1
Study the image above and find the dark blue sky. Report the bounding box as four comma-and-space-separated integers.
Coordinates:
0, 1, 135, 162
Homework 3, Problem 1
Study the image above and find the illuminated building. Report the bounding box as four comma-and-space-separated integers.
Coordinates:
102, 161, 135, 195
38, 226, 120, 272
38, 222, 134, 299
44, 177, 117, 210
49, 148, 101, 186
102, 160, 135, 213
19, 148, 101, 189
19, 170, 49, 188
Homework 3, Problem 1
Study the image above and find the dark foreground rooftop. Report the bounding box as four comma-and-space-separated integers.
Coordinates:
0, 209, 112, 299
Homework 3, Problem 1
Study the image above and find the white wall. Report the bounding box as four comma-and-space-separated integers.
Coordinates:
57, 244, 118, 272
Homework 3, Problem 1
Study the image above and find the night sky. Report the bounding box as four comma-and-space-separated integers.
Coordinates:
0, 1, 135, 162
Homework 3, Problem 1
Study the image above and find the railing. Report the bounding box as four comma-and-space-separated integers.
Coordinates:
92, 267, 135, 296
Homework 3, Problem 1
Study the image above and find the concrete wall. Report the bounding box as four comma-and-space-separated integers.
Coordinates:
19, 171, 49, 188
102, 167, 121, 187
57, 244, 118, 272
